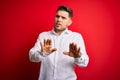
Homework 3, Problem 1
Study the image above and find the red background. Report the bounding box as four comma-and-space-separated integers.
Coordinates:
0, 0, 120, 80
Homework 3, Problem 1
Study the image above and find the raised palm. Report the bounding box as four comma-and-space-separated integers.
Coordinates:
40, 39, 57, 54
63, 42, 81, 58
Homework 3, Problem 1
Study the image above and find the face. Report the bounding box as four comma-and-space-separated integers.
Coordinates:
54, 10, 72, 32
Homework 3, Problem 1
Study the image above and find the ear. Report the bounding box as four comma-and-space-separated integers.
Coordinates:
68, 19, 72, 26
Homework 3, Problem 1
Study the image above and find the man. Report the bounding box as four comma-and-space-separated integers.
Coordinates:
29, 5, 89, 80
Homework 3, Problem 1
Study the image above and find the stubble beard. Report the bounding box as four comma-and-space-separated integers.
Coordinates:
54, 26, 66, 33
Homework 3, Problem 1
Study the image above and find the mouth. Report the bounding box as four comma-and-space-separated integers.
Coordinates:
55, 23, 62, 27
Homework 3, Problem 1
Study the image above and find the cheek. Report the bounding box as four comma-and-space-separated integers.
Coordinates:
54, 18, 57, 23
65, 21, 70, 27
63, 22, 68, 27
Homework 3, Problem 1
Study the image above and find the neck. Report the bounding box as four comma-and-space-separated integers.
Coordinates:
55, 30, 63, 35
54, 29, 66, 35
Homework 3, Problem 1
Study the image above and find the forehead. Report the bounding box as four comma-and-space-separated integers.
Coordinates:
56, 10, 69, 18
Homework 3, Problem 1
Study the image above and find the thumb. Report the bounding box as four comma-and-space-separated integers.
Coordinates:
63, 52, 69, 55
51, 48, 57, 53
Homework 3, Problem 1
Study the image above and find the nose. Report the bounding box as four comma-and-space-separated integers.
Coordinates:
57, 17, 62, 22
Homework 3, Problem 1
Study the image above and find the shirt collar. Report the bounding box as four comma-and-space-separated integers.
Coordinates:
51, 28, 70, 35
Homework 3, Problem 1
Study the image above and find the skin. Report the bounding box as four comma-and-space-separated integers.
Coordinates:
54, 10, 72, 35
40, 39, 57, 54
40, 10, 81, 58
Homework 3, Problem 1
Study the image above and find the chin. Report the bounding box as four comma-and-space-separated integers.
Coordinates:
55, 26, 61, 29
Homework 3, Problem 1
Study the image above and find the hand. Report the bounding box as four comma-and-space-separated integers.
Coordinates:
63, 42, 81, 58
40, 38, 57, 54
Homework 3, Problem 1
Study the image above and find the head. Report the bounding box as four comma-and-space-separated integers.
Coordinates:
54, 6, 73, 34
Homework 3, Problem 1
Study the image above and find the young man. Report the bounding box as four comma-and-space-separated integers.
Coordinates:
29, 5, 89, 80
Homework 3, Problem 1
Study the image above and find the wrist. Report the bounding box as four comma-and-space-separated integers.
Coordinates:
41, 52, 49, 57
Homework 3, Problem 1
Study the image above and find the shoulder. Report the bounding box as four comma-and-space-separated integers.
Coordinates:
38, 31, 51, 37
70, 31, 83, 38
70, 31, 85, 42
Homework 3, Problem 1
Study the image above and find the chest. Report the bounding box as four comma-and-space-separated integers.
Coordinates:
47, 34, 77, 49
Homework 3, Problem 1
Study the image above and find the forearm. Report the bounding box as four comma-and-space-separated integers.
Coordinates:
74, 34, 89, 67
29, 48, 44, 62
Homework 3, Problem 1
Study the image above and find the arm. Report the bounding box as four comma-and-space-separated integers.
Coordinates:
75, 52, 89, 67
74, 34, 89, 67
29, 33, 57, 62
29, 33, 44, 62
64, 33, 89, 67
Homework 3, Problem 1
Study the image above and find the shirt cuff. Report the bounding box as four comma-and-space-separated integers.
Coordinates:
37, 50, 49, 57
75, 57, 83, 62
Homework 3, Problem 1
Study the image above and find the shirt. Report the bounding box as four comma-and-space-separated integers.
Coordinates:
29, 29, 89, 80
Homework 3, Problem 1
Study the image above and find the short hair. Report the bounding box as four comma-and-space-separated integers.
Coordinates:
57, 5, 73, 18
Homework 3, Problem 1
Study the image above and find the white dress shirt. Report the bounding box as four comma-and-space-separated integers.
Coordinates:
29, 29, 89, 80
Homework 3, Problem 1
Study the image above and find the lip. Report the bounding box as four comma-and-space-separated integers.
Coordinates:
56, 23, 62, 26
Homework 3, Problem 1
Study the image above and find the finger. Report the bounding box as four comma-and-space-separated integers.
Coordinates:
40, 42, 43, 51
63, 52, 69, 55
51, 48, 57, 53
40, 41, 43, 47
72, 43, 75, 50
73, 43, 77, 53
74, 47, 80, 58
69, 52, 75, 57
47, 39, 51, 45
72, 43, 76, 52
69, 43, 72, 52
77, 47, 80, 54
49, 39, 52, 45
46, 39, 49, 45
44, 39, 46, 46
70, 43, 74, 52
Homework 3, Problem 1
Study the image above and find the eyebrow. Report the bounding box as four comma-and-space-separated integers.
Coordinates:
56, 14, 67, 19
